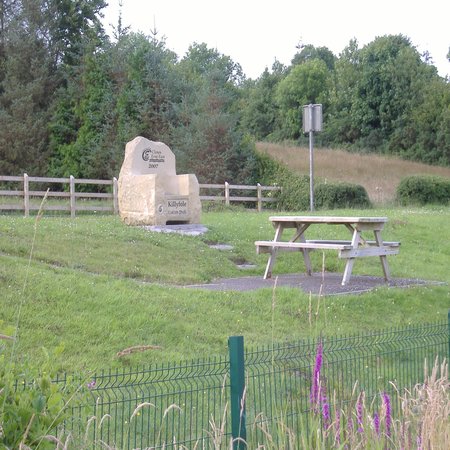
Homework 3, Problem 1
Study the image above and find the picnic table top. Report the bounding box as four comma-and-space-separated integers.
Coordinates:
268, 216, 388, 224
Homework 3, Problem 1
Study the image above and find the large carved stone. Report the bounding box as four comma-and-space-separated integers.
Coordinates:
118, 137, 201, 226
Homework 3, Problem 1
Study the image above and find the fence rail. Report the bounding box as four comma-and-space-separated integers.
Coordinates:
0, 174, 280, 217
46, 317, 449, 449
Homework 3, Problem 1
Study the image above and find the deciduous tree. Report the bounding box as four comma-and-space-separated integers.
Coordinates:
275, 59, 331, 139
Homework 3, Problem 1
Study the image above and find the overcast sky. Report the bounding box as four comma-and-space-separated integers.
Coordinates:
102, 0, 450, 79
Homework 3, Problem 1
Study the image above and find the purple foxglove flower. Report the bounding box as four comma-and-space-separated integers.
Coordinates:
321, 392, 330, 429
334, 408, 341, 445
310, 340, 323, 409
416, 434, 422, 450
347, 417, 354, 437
357, 394, 364, 433
373, 412, 380, 437
382, 392, 392, 438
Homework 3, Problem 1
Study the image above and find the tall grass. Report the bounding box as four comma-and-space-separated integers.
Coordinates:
256, 142, 450, 204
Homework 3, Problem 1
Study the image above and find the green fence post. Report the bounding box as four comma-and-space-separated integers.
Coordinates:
229, 335, 247, 449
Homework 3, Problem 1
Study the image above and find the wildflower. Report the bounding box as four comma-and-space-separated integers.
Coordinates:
373, 412, 380, 437
334, 408, 341, 445
356, 393, 364, 433
382, 392, 392, 438
321, 391, 331, 429
416, 433, 422, 450
87, 379, 96, 390
348, 417, 354, 434
310, 340, 323, 408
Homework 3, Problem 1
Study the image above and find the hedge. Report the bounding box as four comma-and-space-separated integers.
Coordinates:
396, 175, 450, 205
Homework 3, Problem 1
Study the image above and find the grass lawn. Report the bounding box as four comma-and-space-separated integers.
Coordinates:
0, 206, 449, 373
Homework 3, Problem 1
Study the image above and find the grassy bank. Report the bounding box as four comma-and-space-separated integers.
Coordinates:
1, 207, 449, 373
256, 142, 450, 204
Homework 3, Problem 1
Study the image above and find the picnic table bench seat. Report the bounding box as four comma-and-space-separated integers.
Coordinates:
255, 239, 400, 252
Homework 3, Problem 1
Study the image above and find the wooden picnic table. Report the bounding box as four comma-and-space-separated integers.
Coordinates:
255, 216, 400, 286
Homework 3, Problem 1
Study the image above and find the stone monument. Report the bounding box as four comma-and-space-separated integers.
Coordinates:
118, 137, 201, 226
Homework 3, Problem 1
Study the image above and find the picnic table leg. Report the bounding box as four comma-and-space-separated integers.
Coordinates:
290, 224, 312, 276
264, 250, 277, 279
341, 228, 361, 285
342, 260, 355, 285
263, 224, 284, 279
297, 228, 312, 276
374, 229, 390, 281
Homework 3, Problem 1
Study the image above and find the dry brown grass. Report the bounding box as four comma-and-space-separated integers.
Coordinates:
257, 142, 450, 204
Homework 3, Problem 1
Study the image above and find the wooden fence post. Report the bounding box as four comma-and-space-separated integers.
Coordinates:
70, 175, 75, 218
225, 181, 230, 206
23, 173, 29, 217
257, 183, 262, 212
113, 177, 119, 215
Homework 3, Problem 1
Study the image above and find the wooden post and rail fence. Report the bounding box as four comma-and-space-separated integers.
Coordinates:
0, 174, 280, 217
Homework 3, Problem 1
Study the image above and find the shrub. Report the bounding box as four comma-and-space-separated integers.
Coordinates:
396, 175, 450, 205
273, 171, 371, 211
253, 151, 310, 210
253, 150, 286, 186
0, 344, 86, 449
0, 360, 65, 448
315, 182, 371, 209
275, 171, 311, 211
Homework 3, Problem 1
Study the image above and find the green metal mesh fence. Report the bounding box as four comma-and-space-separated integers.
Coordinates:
46, 319, 448, 448
243, 320, 448, 443
80, 357, 230, 449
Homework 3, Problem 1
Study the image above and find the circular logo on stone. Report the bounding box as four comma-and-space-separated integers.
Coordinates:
157, 204, 164, 214
142, 148, 152, 161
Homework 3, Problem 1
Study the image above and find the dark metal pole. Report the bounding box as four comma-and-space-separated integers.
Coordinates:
229, 336, 246, 449
309, 108, 314, 212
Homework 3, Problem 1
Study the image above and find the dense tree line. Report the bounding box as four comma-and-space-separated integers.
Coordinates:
243, 39, 449, 166
0, 1, 449, 184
